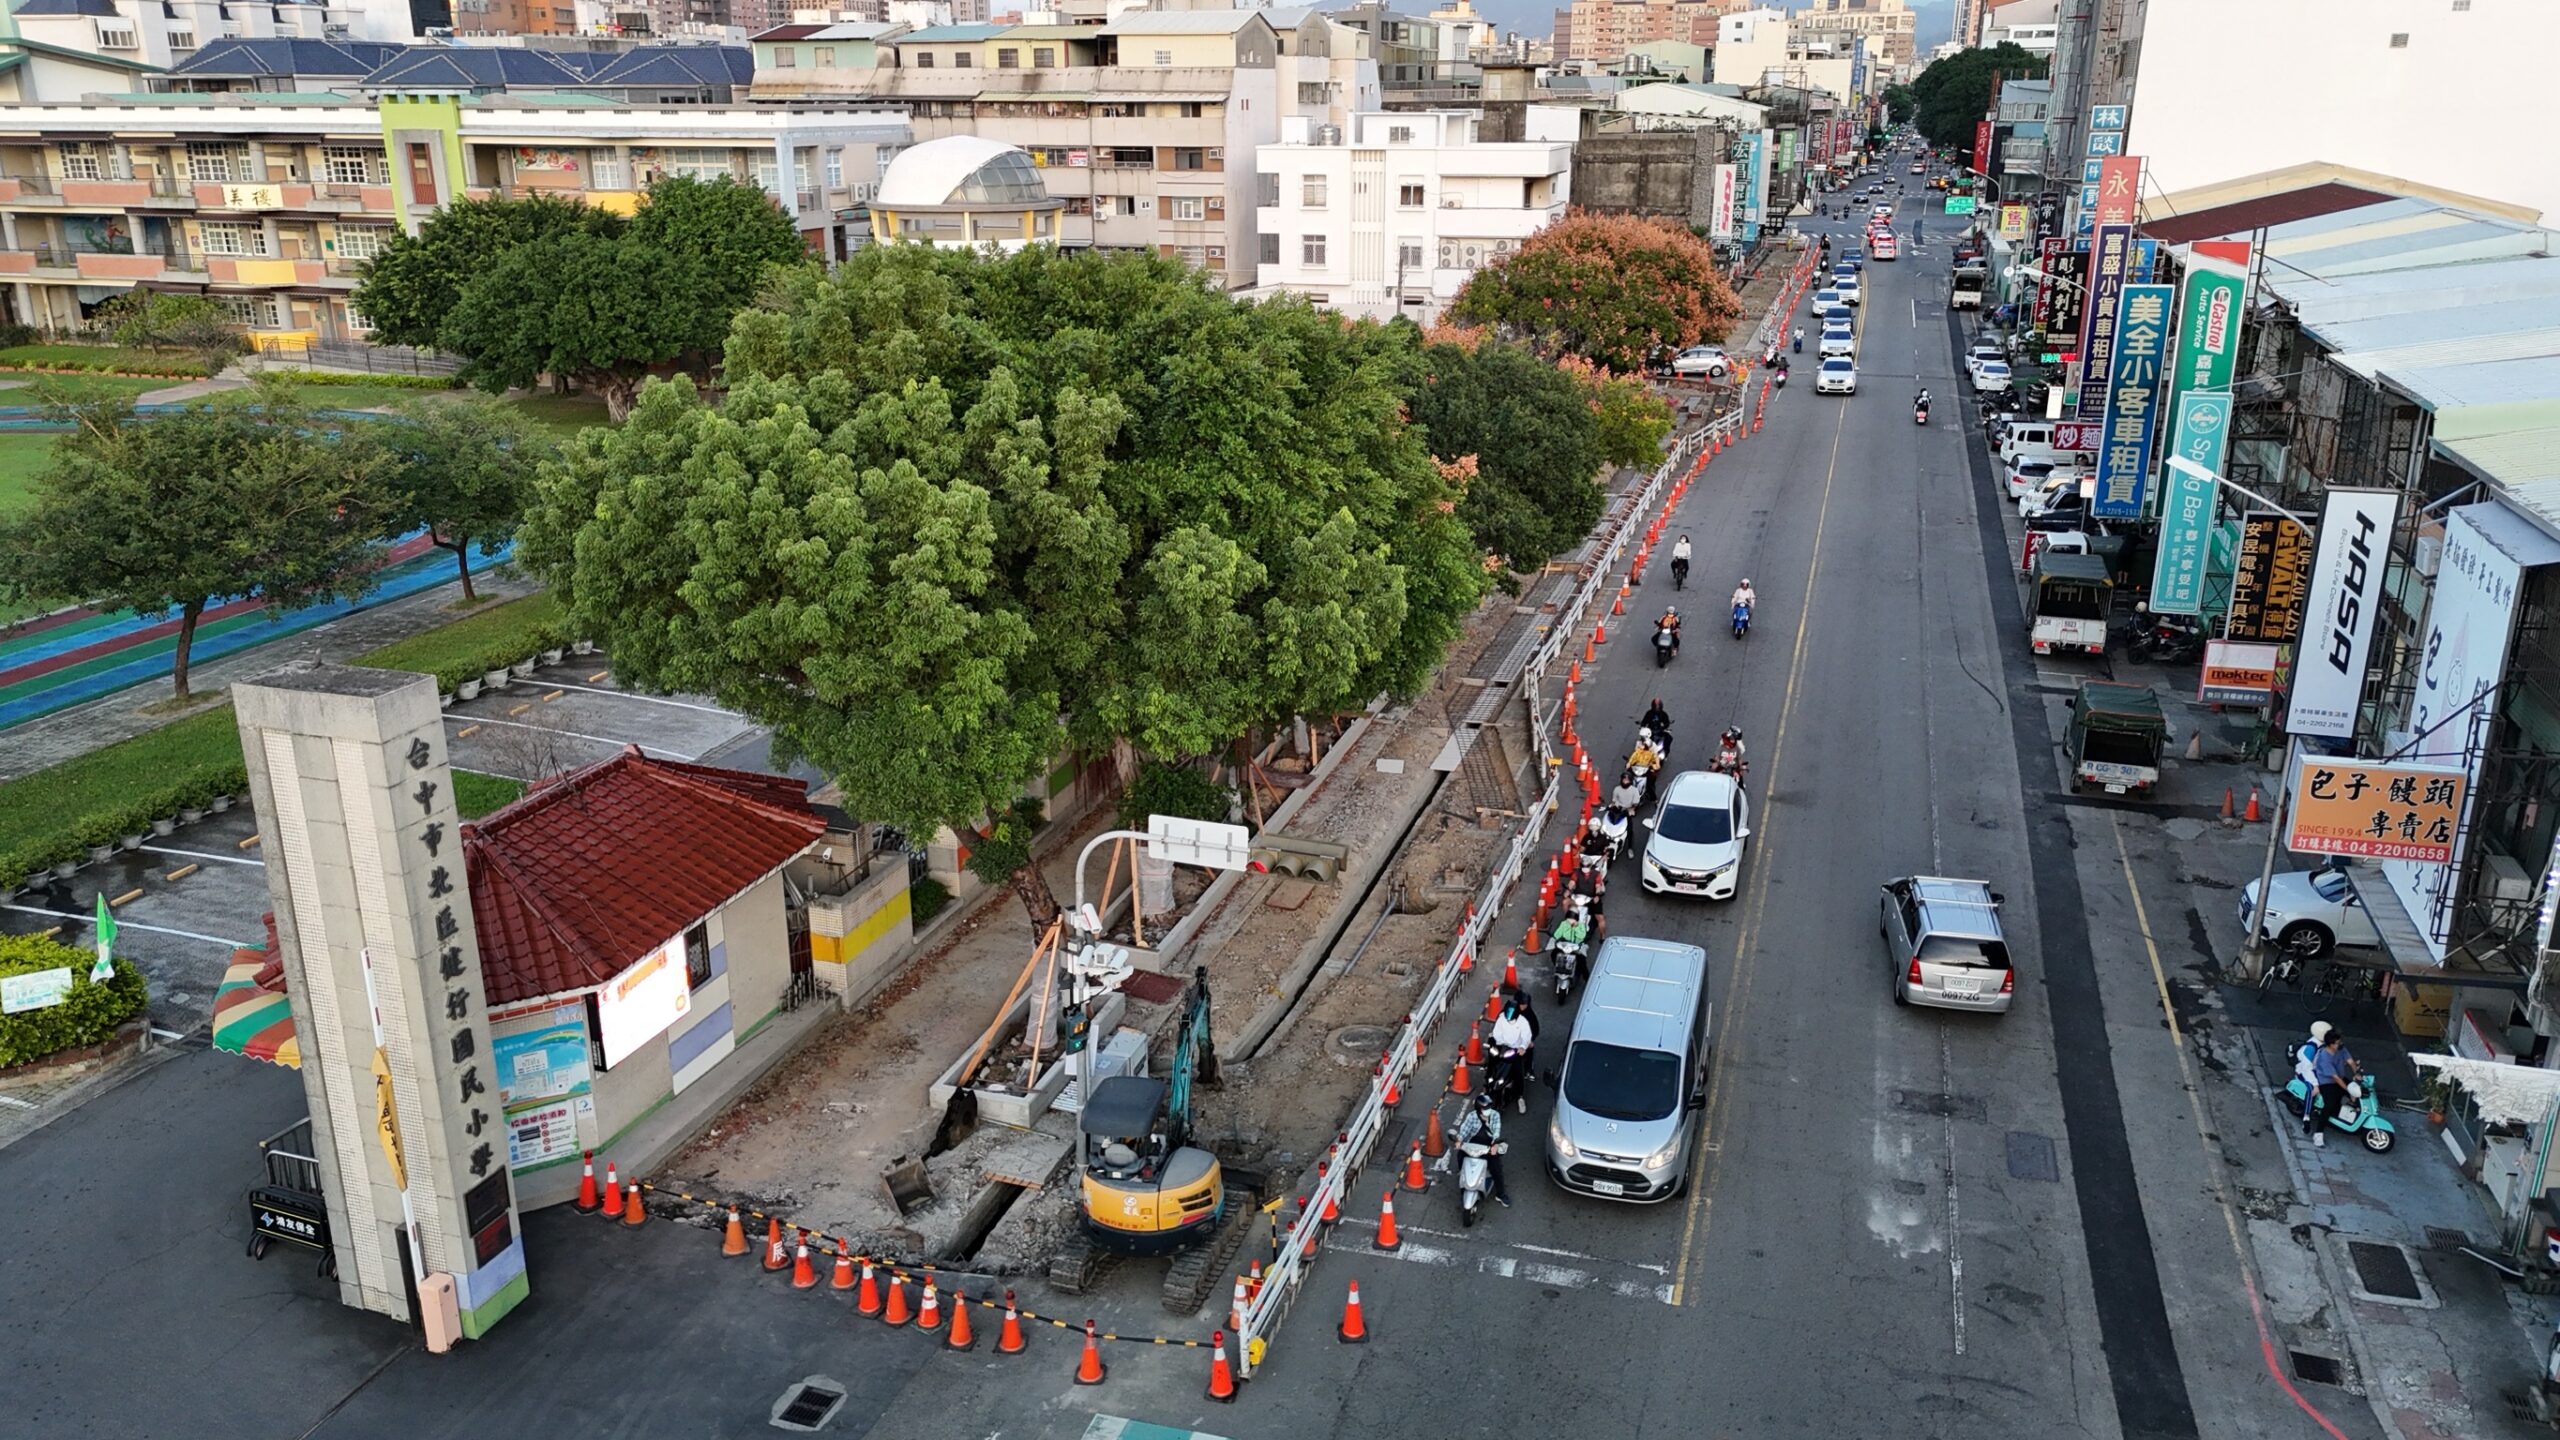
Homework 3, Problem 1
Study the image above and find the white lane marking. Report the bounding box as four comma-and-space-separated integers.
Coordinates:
444, 712, 696, 760
1942, 1027, 1967, 1358
528, 679, 738, 716
1343, 1223, 1677, 1305
3, 903, 250, 947
141, 845, 262, 867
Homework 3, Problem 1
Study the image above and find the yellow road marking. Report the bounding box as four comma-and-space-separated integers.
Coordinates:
1670, 376, 1851, 1305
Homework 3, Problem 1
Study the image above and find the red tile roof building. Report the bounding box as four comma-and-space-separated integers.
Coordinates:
463, 747, 826, 1006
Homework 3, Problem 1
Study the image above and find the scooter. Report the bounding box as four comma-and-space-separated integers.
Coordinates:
1456, 1136, 1505, 1227
1552, 900, 1594, 1001
2282, 1076, 2398, 1153
1654, 625, 1679, 668
1671, 556, 1689, 590
1731, 602, 1751, 640
1773, 367, 1789, 390
1914, 400, 1930, 426
1485, 1047, 1531, 1114
2129, 612, 2208, 665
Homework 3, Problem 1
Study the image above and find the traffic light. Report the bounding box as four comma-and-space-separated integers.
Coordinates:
1248, 834, 1349, 883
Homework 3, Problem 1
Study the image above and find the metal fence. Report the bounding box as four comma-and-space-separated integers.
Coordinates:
1234, 408, 1735, 1379
258, 1116, 324, 1196
300, 339, 462, 377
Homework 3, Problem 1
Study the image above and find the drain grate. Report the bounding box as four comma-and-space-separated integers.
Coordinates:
773, 1378, 847, 1432
2425, 1226, 2476, 1252
2289, 1351, 2345, 1387
2347, 1240, 2424, 1301
2005, 1130, 2060, 1183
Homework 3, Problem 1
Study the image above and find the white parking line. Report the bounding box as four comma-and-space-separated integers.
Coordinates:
141, 845, 263, 867
529, 679, 738, 716
3, 903, 250, 947
445, 712, 695, 760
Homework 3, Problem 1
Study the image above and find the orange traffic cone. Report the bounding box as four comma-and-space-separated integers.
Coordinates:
857, 1258, 883, 1315
2220, 787, 2235, 821
1229, 1274, 1249, 1331
1451, 1055, 1472, 1096
1075, 1319, 1107, 1385
621, 1179, 647, 1228
916, 1276, 944, 1332
1337, 1281, 1370, 1344
721, 1204, 748, 1257
1594, 620, 1608, 647
1466, 1021, 1484, 1065
830, 1237, 855, 1290
1503, 951, 1519, 990
1375, 1193, 1403, 1251
1424, 1103, 1446, 1158
997, 1290, 1028, 1354
1403, 1140, 1428, 1193
1206, 1330, 1238, 1403
2245, 788, 2262, 823
881, 1271, 912, 1326
1382, 1068, 1401, 1107
790, 1232, 817, 1289
763, 1216, 787, 1271
1247, 1261, 1265, 1302
1612, 589, 1626, 617
574, 1151, 600, 1212
1321, 1187, 1341, 1227
599, 1161, 624, 1219
1485, 989, 1503, 1022
947, 1288, 975, 1350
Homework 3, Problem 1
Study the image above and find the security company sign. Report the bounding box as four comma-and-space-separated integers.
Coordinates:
2287, 488, 2401, 740
2286, 758, 2465, 864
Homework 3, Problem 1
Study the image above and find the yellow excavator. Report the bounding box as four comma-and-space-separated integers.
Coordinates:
1048, 967, 1263, 1313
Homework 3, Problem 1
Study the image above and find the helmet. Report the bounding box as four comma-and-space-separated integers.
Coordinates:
1741, 578, 1752, 587
1665, 605, 1678, 616
2309, 1021, 2334, 1043
1475, 1090, 1496, 1111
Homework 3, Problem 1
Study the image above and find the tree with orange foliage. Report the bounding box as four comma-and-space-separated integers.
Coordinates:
1447, 211, 1743, 373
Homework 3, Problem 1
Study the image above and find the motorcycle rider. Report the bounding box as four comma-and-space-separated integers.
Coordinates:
1640, 698, 1674, 742
1611, 767, 1646, 813
1551, 896, 1594, 965
2292, 1020, 2334, 1123
2305, 1032, 2362, 1147
1670, 534, 1692, 588
1655, 606, 1683, 658
1579, 814, 1616, 868
1452, 1090, 1510, 1206
1712, 726, 1748, 780
1792, 326, 1804, 355
1915, 387, 1932, 423
1730, 578, 1757, 616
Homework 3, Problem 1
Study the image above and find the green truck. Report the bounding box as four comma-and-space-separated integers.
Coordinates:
2068, 681, 2168, 796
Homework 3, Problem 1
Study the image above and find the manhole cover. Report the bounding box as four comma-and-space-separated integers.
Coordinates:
1889, 1089, 1987, 1122
2005, 1131, 2060, 1183
772, 1377, 846, 1432
2289, 1351, 2344, 1387
2347, 1240, 2424, 1301
1329, 1025, 1395, 1064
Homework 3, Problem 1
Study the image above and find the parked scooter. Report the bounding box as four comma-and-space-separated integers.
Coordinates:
2129, 610, 2208, 665
1456, 1135, 1505, 1227
2282, 1075, 2398, 1153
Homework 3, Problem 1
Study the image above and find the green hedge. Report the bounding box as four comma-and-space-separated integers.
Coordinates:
0, 936, 149, 1069
0, 343, 210, 378
257, 370, 462, 391
0, 706, 247, 892
354, 592, 572, 694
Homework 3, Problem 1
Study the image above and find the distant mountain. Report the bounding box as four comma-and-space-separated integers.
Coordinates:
1471, 0, 1959, 56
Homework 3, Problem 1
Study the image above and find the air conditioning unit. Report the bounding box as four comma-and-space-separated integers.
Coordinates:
2413, 533, 2443, 577
2484, 851, 2534, 903
324, 22, 351, 38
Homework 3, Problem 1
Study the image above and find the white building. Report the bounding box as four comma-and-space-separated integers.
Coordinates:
2121, 0, 2557, 224
1252, 108, 1571, 323
5, 0, 419, 81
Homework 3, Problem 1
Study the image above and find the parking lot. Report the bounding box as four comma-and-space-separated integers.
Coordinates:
1, 655, 804, 1037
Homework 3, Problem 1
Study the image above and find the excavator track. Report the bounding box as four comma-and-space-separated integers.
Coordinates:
1161, 1167, 1266, 1315
1046, 1230, 1119, 1295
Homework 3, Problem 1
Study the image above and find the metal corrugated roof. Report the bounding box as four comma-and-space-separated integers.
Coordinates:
2282, 255, 2560, 331
2382, 356, 2560, 414
1103, 10, 1268, 32
2337, 328, 2560, 381
2312, 294, 2560, 357
2434, 398, 2560, 444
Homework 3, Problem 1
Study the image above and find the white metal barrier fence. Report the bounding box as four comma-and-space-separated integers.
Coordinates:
1232, 407, 1738, 1378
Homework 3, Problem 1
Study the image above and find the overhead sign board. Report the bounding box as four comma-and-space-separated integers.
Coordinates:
2074, 224, 2133, 420
594, 939, 692, 1070
2226, 511, 2312, 643
2149, 453, 2221, 615
2287, 488, 2402, 740
2198, 640, 2279, 706
2091, 282, 2172, 520
2287, 758, 2466, 864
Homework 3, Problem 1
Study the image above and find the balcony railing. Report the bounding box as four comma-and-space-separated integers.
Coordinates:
0, 174, 56, 196
314, 180, 388, 199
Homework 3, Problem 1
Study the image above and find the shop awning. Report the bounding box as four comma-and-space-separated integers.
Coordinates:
212, 956, 299, 1068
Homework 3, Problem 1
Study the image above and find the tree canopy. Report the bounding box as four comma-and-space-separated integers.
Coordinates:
351, 177, 809, 418
1909, 44, 2049, 149
517, 246, 1485, 925
382, 394, 555, 601
1883, 82, 1916, 123
1446, 211, 1742, 373
0, 387, 392, 699
92, 290, 244, 373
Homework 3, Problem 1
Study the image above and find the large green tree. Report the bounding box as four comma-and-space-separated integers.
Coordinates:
352, 177, 808, 419
1447, 211, 1743, 373
0, 389, 393, 699
93, 290, 245, 374
383, 394, 555, 601
1910, 43, 2048, 149
518, 247, 1484, 927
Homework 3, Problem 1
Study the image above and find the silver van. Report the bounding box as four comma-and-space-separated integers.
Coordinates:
1545, 936, 1713, 1203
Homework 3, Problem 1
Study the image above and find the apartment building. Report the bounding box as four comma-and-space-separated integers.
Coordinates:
1789, 0, 1916, 77
1252, 107, 1571, 322
5, 0, 427, 78
1715, 6, 1870, 114
747, 9, 1378, 287
1550, 0, 1730, 66
0, 92, 908, 341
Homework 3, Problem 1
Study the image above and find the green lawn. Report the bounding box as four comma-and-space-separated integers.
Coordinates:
0, 431, 54, 516
506, 390, 612, 441
0, 343, 205, 377
0, 373, 198, 405
455, 770, 526, 819
0, 705, 246, 882
295, 383, 451, 413
354, 591, 567, 691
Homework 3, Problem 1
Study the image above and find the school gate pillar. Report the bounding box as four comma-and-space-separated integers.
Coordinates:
235, 665, 528, 1337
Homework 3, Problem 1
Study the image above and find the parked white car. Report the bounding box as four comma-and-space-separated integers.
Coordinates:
2239, 864, 2382, 959
1968, 359, 2012, 391
1670, 346, 1732, 379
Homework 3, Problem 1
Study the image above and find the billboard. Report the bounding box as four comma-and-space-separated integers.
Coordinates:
2288, 758, 2466, 864
2159, 254, 2247, 474
2226, 511, 2311, 643
1709, 163, 1737, 239
1735, 130, 1767, 239
1973, 119, 1993, 175
2094, 155, 2143, 226
1998, 203, 2029, 240
2149, 453, 2221, 614
2287, 488, 2402, 740
2198, 640, 2280, 706
594, 938, 693, 1069
493, 1003, 595, 1171
2074, 224, 2133, 421
2090, 282, 2171, 521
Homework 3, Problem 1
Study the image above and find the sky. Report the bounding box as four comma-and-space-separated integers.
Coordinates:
1461, 0, 1957, 53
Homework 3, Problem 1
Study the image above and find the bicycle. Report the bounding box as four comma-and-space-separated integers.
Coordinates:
782, 969, 836, 1013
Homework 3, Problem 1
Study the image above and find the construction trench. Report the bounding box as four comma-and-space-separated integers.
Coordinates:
628, 260, 1808, 1386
